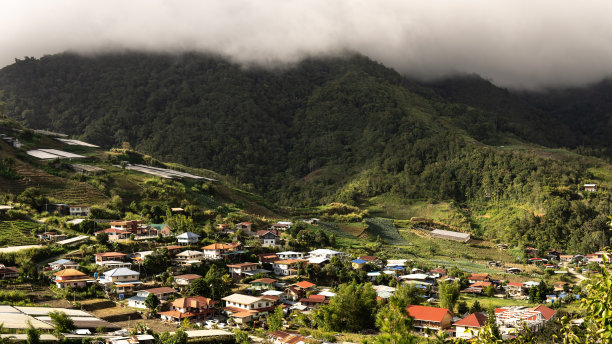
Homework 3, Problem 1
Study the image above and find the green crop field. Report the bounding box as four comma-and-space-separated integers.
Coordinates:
365, 217, 409, 245
0, 221, 40, 247
318, 222, 368, 249
337, 223, 368, 238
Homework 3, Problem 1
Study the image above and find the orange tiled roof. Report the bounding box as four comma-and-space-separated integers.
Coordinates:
202, 243, 234, 250
274, 259, 307, 265
174, 274, 202, 280
171, 296, 216, 309
454, 312, 488, 328
95, 252, 127, 257
293, 281, 316, 289
406, 305, 452, 322
54, 268, 87, 277
159, 310, 196, 319
530, 305, 556, 320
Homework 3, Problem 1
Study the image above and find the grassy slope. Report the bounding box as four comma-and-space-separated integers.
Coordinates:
0, 128, 280, 221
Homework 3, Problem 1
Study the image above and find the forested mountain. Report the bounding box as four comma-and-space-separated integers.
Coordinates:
0, 52, 611, 253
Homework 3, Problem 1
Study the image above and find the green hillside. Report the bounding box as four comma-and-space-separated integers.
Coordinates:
0, 119, 280, 230
0, 53, 611, 254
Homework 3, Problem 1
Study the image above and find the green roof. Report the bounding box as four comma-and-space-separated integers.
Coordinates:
150, 224, 168, 230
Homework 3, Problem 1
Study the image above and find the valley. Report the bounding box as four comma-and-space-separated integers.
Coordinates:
0, 53, 610, 343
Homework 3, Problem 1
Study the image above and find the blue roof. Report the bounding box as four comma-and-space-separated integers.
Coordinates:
351, 259, 367, 264
387, 266, 405, 270
127, 296, 146, 302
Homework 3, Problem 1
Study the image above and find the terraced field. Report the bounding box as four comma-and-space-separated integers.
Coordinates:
0, 221, 40, 247
11, 163, 108, 204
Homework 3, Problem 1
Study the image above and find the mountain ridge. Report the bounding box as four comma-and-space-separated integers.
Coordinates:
1, 52, 612, 253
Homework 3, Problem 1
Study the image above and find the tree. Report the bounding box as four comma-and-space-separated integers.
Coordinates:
204, 264, 233, 299
486, 307, 501, 341
234, 329, 250, 344
556, 250, 612, 343
484, 284, 496, 297
145, 293, 161, 313
267, 306, 284, 331
188, 278, 210, 296
438, 280, 460, 311
111, 194, 123, 210
26, 320, 40, 344
313, 282, 377, 332
48, 310, 76, 333
155, 329, 188, 344
457, 301, 469, 315
96, 232, 109, 245
470, 300, 483, 313
78, 219, 98, 234
143, 251, 171, 275
374, 284, 419, 344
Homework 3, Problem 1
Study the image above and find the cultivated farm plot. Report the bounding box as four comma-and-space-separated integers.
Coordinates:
12, 163, 107, 204
398, 228, 516, 264
0, 221, 40, 247
337, 223, 369, 239
317, 222, 366, 248
364, 217, 409, 245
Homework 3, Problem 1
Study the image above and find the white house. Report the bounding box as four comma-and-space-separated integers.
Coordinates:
177, 232, 200, 245
454, 312, 488, 339
173, 274, 202, 290
308, 249, 344, 260
99, 268, 140, 284
175, 250, 203, 265
277, 251, 305, 260
128, 287, 176, 309
222, 293, 274, 324
257, 230, 281, 247
273, 259, 306, 276
69, 205, 90, 217
99, 267, 141, 296
201, 243, 234, 260
227, 262, 259, 277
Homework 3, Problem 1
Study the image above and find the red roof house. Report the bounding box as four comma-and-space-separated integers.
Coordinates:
454, 312, 488, 339
406, 305, 453, 331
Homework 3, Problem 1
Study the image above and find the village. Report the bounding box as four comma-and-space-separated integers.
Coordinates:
0, 204, 596, 343
0, 128, 602, 344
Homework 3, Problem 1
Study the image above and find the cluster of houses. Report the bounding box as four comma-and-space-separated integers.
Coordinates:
43, 238, 350, 327
42, 238, 564, 341
3, 213, 584, 341
95, 220, 172, 241
404, 303, 556, 339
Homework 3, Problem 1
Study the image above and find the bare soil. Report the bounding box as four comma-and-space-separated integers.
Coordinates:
112, 319, 180, 333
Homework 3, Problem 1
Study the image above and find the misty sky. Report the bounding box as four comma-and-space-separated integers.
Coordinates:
2, 0, 612, 89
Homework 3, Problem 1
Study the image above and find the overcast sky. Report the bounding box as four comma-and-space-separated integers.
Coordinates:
2, 0, 612, 89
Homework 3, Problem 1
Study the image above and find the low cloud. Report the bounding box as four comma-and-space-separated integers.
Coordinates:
2, 0, 612, 89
